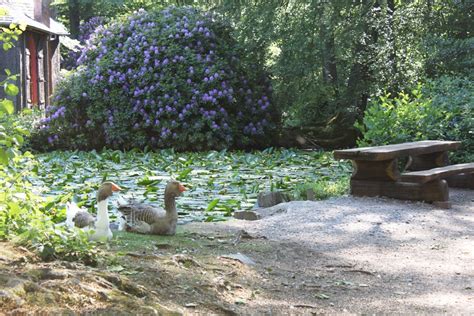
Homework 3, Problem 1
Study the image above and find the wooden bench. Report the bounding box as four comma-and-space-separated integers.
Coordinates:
401, 163, 474, 183
333, 140, 473, 207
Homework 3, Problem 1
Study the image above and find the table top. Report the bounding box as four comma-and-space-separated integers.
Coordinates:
333, 140, 461, 161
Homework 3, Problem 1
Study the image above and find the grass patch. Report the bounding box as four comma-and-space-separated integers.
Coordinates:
292, 177, 350, 200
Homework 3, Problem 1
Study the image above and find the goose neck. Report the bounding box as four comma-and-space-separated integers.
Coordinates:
96, 199, 109, 228
164, 194, 176, 214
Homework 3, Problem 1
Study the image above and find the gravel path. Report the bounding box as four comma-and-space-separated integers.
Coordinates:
204, 189, 474, 313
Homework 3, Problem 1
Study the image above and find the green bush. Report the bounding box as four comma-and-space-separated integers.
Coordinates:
32, 7, 277, 152
357, 77, 473, 162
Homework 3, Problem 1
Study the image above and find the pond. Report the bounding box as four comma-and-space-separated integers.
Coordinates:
30, 148, 351, 223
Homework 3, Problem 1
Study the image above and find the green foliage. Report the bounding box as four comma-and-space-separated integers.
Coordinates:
218, 1, 428, 130
0, 177, 97, 263
0, 22, 25, 50
424, 1, 473, 78
424, 76, 474, 162
357, 78, 473, 162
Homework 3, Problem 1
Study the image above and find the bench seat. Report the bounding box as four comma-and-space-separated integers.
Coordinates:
401, 163, 474, 184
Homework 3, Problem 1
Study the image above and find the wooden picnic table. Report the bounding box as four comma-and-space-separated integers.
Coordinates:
333, 140, 473, 206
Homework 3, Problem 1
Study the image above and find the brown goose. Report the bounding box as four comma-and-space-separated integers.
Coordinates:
117, 180, 186, 235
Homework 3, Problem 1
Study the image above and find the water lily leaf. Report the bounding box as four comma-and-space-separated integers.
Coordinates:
206, 198, 220, 211
177, 168, 192, 180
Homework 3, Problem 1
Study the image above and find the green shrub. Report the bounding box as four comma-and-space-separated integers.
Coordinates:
356, 85, 443, 145
357, 77, 473, 162
32, 6, 277, 152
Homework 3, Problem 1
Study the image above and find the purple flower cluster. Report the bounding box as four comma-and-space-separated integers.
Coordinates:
63, 16, 110, 70
44, 6, 276, 150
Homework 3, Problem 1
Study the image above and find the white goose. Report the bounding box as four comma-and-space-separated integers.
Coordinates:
66, 182, 122, 241
91, 182, 122, 241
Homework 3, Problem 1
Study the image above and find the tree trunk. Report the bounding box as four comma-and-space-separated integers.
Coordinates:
346, 1, 380, 114
320, 5, 338, 89
387, 0, 397, 89
68, 0, 80, 39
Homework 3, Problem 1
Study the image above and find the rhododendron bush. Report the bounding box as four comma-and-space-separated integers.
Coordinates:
33, 7, 277, 151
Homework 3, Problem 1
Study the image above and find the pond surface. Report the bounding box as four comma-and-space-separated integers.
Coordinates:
31, 149, 351, 223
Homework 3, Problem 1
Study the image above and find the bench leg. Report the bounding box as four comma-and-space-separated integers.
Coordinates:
421, 179, 449, 202
352, 159, 400, 181
351, 179, 449, 203
445, 172, 474, 189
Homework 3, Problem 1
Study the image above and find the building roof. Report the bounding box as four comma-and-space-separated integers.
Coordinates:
0, 4, 68, 35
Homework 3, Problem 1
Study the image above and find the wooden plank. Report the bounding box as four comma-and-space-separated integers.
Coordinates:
401, 163, 474, 184
25, 47, 31, 106
351, 179, 449, 202
37, 38, 46, 109
333, 140, 461, 161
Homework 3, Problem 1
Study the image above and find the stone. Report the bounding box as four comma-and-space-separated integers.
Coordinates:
306, 188, 316, 200
221, 253, 256, 265
233, 210, 260, 221
36, 268, 69, 280
257, 191, 290, 208
255, 204, 288, 218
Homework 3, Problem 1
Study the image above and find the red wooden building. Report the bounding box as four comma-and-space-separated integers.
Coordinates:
0, 0, 67, 111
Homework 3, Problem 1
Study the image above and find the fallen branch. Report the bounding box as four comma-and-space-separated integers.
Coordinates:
293, 304, 317, 308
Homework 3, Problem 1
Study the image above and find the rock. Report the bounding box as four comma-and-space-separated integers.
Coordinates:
306, 188, 316, 200
233, 210, 260, 221
254, 204, 288, 218
257, 192, 290, 208
221, 253, 256, 265
36, 268, 70, 280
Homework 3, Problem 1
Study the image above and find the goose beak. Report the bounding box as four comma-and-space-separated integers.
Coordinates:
111, 183, 122, 192
178, 184, 186, 193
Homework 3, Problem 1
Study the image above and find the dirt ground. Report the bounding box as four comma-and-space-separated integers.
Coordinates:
1, 189, 473, 315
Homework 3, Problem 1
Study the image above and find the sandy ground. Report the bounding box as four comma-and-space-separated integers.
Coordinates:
190, 188, 474, 314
